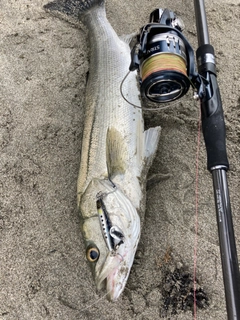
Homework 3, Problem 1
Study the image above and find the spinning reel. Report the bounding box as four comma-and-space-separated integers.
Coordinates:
130, 8, 199, 105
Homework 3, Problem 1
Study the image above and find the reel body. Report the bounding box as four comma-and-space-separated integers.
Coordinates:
130, 9, 197, 105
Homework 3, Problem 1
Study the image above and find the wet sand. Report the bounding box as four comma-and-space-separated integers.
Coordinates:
1, 0, 240, 319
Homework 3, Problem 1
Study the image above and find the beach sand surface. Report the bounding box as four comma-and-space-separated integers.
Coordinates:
1, 0, 240, 319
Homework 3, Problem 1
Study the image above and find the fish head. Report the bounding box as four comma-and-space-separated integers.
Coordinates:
79, 178, 141, 301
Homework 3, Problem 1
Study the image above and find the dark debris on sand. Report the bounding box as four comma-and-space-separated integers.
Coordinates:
160, 264, 210, 317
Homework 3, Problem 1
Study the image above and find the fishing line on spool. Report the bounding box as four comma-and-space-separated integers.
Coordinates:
141, 53, 187, 84
120, 64, 197, 112
120, 70, 181, 112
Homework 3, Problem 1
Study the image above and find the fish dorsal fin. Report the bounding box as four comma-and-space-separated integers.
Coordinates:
106, 127, 127, 178
144, 126, 161, 169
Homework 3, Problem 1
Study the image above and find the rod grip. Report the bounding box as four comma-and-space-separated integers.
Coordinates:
196, 44, 229, 171
200, 74, 229, 171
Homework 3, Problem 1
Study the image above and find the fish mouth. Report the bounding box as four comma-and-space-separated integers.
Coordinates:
95, 250, 132, 301
90, 180, 141, 300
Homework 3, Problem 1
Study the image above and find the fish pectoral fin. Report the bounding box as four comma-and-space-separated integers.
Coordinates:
144, 126, 161, 167
106, 127, 127, 178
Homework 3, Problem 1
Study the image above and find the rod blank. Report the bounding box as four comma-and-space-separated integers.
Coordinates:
212, 169, 240, 319
193, 0, 210, 45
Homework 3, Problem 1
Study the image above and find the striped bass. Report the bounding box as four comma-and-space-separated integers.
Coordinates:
44, 0, 161, 300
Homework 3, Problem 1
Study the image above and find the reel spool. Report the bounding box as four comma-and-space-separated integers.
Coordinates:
130, 8, 196, 105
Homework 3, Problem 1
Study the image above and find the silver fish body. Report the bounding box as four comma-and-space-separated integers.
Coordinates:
44, 0, 161, 300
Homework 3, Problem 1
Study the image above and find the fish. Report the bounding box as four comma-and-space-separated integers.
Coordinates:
44, 0, 161, 301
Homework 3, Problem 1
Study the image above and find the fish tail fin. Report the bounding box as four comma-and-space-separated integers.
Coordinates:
44, 0, 105, 20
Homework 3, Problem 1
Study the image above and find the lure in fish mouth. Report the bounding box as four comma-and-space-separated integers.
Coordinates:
44, 0, 161, 300
81, 179, 141, 301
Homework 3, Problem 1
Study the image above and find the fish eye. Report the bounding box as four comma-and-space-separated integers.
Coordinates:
86, 246, 100, 262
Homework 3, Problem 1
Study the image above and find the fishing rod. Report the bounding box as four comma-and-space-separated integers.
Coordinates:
193, 1, 240, 319
129, 1, 240, 318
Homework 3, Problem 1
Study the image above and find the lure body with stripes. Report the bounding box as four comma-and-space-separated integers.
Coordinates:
44, 0, 161, 300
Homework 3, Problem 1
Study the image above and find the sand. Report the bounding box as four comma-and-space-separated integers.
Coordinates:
0, 0, 240, 319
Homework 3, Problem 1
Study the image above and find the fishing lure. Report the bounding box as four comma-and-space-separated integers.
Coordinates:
96, 194, 125, 254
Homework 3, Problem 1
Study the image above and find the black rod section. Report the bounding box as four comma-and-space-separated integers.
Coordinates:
193, 0, 240, 319
193, 0, 209, 45
212, 168, 240, 319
